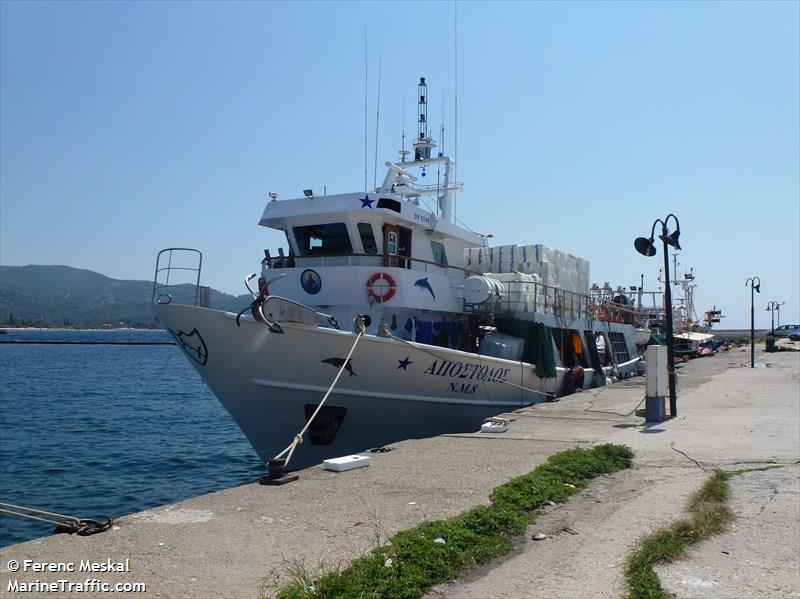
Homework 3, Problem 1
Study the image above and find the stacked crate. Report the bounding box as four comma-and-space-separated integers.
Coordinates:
463, 244, 590, 296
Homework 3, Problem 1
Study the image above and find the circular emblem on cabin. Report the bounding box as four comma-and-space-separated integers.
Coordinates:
366, 272, 397, 303
300, 269, 322, 295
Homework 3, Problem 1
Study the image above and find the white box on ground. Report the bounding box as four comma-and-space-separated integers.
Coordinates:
481, 422, 508, 433
323, 454, 371, 472
646, 345, 668, 397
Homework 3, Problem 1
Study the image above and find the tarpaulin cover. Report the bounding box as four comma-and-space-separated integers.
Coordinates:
584, 331, 604, 376
494, 317, 557, 378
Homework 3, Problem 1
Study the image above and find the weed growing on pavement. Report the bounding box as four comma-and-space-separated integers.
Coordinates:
726, 464, 785, 476
270, 443, 633, 599
625, 470, 735, 599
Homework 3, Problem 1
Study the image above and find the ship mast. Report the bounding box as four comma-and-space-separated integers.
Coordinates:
414, 78, 433, 161
378, 77, 462, 224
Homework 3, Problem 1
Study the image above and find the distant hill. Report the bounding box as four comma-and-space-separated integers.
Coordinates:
0, 265, 251, 328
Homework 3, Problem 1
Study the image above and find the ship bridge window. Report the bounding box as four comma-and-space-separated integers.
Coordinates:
293, 223, 353, 256
358, 223, 378, 254
377, 198, 402, 213
431, 241, 448, 266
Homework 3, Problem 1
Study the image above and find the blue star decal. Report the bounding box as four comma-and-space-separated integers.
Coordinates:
397, 356, 413, 370
360, 194, 374, 208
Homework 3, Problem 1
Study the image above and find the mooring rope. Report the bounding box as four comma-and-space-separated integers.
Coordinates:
272, 327, 365, 468
0, 502, 112, 536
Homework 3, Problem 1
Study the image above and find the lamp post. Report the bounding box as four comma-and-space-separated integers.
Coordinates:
776, 302, 784, 327
635, 214, 681, 419
745, 277, 761, 368
766, 301, 783, 337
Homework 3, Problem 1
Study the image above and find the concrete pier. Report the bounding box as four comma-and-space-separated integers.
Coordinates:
1, 346, 798, 599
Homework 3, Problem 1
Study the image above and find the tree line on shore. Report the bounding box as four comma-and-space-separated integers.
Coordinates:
0, 265, 248, 329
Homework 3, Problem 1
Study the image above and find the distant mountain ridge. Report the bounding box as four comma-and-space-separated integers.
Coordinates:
0, 265, 251, 328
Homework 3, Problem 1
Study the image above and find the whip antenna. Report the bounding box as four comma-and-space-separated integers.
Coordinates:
453, 1, 459, 218
400, 98, 408, 162
437, 91, 445, 218
373, 56, 382, 191
363, 24, 368, 193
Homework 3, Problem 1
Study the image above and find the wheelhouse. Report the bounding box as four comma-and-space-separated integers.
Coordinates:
258, 191, 482, 276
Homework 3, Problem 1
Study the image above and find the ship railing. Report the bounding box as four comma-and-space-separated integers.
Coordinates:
590, 300, 640, 325
491, 280, 594, 321
262, 251, 477, 277
585, 288, 653, 327
405, 180, 464, 195
489, 280, 647, 325
261, 296, 338, 329
604, 289, 667, 311
594, 288, 677, 314
152, 248, 207, 307
263, 251, 476, 298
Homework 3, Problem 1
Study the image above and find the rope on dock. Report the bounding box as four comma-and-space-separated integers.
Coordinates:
0, 502, 113, 536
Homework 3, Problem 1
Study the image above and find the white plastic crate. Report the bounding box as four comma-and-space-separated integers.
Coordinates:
480, 421, 508, 433
323, 454, 371, 472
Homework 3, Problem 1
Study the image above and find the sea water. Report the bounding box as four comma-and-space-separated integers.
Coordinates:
0, 329, 264, 547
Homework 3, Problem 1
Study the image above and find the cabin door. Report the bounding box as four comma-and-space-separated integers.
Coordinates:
383, 224, 400, 268
383, 225, 412, 268
397, 227, 412, 269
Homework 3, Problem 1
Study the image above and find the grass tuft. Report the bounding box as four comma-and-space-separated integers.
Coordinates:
270, 444, 633, 599
625, 470, 735, 599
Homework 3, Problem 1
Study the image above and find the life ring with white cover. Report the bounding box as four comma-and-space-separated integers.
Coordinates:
366, 272, 397, 303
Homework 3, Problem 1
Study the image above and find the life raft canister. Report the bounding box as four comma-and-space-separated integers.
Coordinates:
366, 272, 397, 303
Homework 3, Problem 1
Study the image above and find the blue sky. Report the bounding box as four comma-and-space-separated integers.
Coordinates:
1, 1, 797, 328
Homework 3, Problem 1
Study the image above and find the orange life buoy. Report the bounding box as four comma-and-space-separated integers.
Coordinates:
366, 272, 397, 303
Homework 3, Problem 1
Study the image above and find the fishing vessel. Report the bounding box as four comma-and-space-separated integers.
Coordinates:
153, 78, 642, 470
597, 262, 726, 358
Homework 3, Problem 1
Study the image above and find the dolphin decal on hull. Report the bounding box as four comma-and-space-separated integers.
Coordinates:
414, 277, 436, 301
321, 358, 357, 376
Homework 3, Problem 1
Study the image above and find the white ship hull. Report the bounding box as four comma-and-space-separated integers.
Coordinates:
155, 302, 638, 469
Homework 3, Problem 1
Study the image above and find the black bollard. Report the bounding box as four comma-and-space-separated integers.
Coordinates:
259, 458, 299, 486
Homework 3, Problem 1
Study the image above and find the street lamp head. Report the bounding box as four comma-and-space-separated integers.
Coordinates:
634, 236, 657, 257
659, 229, 682, 250
754, 283, 761, 293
